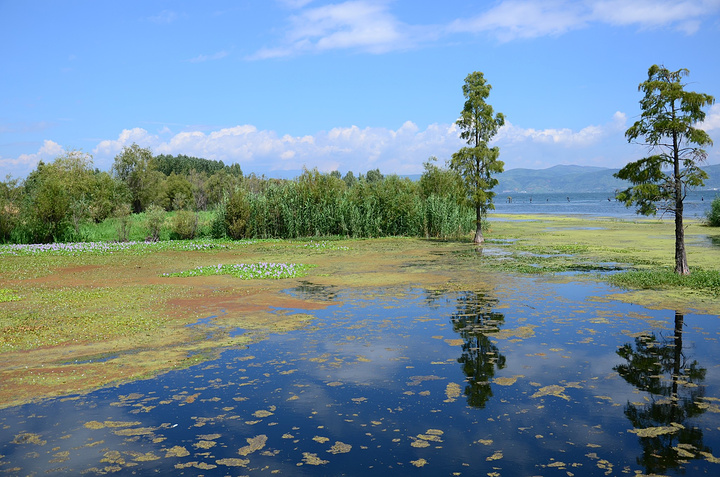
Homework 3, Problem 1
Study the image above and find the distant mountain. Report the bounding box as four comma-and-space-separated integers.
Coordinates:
496, 165, 626, 193
496, 164, 720, 193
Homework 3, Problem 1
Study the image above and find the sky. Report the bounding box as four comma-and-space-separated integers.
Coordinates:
1, 0, 720, 180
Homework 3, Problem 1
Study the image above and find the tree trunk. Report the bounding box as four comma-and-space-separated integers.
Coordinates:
673, 131, 689, 275
474, 205, 484, 244
675, 201, 689, 275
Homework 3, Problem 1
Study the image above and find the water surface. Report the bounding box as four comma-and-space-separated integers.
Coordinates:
1, 277, 719, 475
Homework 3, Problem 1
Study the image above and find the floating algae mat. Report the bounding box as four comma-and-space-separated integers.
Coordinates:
2, 277, 720, 476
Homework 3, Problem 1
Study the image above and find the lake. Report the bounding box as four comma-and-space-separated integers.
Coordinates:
2, 276, 719, 475
493, 190, 715, 218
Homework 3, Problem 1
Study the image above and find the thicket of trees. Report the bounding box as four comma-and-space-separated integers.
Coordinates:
0, 145, 475, 244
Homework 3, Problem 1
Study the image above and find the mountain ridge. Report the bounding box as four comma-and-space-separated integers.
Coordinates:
494, 164, 720, 193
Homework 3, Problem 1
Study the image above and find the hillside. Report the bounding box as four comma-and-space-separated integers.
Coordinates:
495, 164, 720, 193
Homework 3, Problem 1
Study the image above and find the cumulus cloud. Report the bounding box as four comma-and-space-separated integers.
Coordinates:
77, 112, 636, 177
496, 111, 627, 147
699, 103, 720, 131
3, 111, 645, 178
93, 127, 162, 158
0, 140, 64, 177
87, 122, 461, 175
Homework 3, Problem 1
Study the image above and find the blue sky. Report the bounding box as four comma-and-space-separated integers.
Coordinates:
2, 0, 719, 179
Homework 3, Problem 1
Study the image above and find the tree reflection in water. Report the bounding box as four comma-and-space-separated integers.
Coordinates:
614, 311, 709, 474
450, 291, 506, 408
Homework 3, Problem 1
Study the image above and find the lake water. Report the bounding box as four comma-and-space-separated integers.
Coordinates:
2, 277, 719, 475
492, 190, 715, 218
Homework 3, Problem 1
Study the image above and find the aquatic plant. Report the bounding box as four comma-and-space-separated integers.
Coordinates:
163, 262, 314, 280
0, 239, 239, 257
609, 267, 720, 295
0, 289, 20, 303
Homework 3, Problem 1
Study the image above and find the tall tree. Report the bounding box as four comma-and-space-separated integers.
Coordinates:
450, 71, 505, 244
615, 65, 715, 275
111, 143, 165, 213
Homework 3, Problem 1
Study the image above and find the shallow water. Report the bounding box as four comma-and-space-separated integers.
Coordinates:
493, 190, 713, 218
2, 277, 720, 475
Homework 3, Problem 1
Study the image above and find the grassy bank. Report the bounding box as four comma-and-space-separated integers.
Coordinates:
1, 214, 719, 408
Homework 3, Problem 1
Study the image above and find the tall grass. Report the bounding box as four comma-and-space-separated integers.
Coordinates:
220, 175, 475, 240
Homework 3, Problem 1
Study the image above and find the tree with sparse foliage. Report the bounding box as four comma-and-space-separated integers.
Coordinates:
615, 65, 715, 275
451, 71, 505, 244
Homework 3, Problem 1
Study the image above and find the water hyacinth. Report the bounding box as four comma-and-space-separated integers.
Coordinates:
0, 239, 249, 257
163, 262, 313, 280
297, 241, 350, 251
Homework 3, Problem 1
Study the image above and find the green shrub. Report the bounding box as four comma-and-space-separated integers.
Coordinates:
210, 205, 227, 239
706, 196, 720, 227
170, 210, 198, 239
114, 203, 133, 242
145, 205, 166, 241
226, 189, 251, 239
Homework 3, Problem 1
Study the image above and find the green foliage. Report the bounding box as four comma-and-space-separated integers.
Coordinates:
165, 172, 193, 211
114, 203, 133, 242
615, 65, 715, 275
0, 288, 21, 303
0, 176, 21, 243
144, 205, 166, 241
5, 154, 476, 243
210, 204, 228, 239
15, 151, 116, 243
217, 169, 473, 240
153, 153, 242, 177
206, 169, 239, 209
705, 196, 720, 227
112, 143, 167, 213
450, 71, 505, 243
226, 188, 252, 239
170, 210, 198, 240
420, 157, 463, 200
609, 268, 720, 295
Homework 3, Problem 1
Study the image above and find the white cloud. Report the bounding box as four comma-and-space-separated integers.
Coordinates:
590, 0, 719, 32
93, 128, 162, 158
450, 0, 588, 41
496, 111, 627, 147
451, 0, 720, 41
86, 122, 461, 175
699, 103, 720, 131
3, 112, 654, 179
249, 0, 429, 59
0, 140, 64, 177
253, 0, 720, 57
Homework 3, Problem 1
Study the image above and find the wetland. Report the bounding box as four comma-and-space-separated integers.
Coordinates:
2, 214, 720, 475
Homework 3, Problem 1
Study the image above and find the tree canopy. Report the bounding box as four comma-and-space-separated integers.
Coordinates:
615, 65, 715, 274
450, 71, 505, 244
